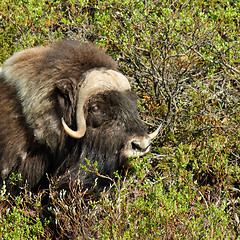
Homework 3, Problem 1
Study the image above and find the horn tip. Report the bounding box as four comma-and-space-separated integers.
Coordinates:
149, 123, 162, 140
61, 117, 84, 139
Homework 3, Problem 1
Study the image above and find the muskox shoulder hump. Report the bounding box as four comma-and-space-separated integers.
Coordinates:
52, 40, 117, 70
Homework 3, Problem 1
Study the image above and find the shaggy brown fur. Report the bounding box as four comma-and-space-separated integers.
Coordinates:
0, 40, 149, 194
0, 79, 50, 191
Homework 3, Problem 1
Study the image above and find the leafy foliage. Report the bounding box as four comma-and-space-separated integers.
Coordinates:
0, 185, 46, 239
0, 0, 239, 239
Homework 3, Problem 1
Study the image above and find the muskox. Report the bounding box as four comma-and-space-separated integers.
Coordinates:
0, 40, 160, 194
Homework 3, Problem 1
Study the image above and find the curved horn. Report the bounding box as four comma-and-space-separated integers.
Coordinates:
61, 117, 86, 139
149, 123, 162, 140
62, 69, 131, 139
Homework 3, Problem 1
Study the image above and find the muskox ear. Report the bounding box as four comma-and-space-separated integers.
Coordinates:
55, 78, 77, 104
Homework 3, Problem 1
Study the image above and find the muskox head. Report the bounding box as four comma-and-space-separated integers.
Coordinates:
55, 67, 161, 193
0, 40, 160, 194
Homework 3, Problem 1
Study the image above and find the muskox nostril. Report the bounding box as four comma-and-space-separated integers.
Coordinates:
131, 141, 142, 151
131, 139, 151, 152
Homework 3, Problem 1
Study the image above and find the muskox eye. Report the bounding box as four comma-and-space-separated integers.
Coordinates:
90, 104, 99, 113
93, 105, 98, 111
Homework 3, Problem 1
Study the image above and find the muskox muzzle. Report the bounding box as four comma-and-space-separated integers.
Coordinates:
123, 124, 162, 158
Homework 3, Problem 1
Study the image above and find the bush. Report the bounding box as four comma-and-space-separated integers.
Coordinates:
0, 184, 47, 239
